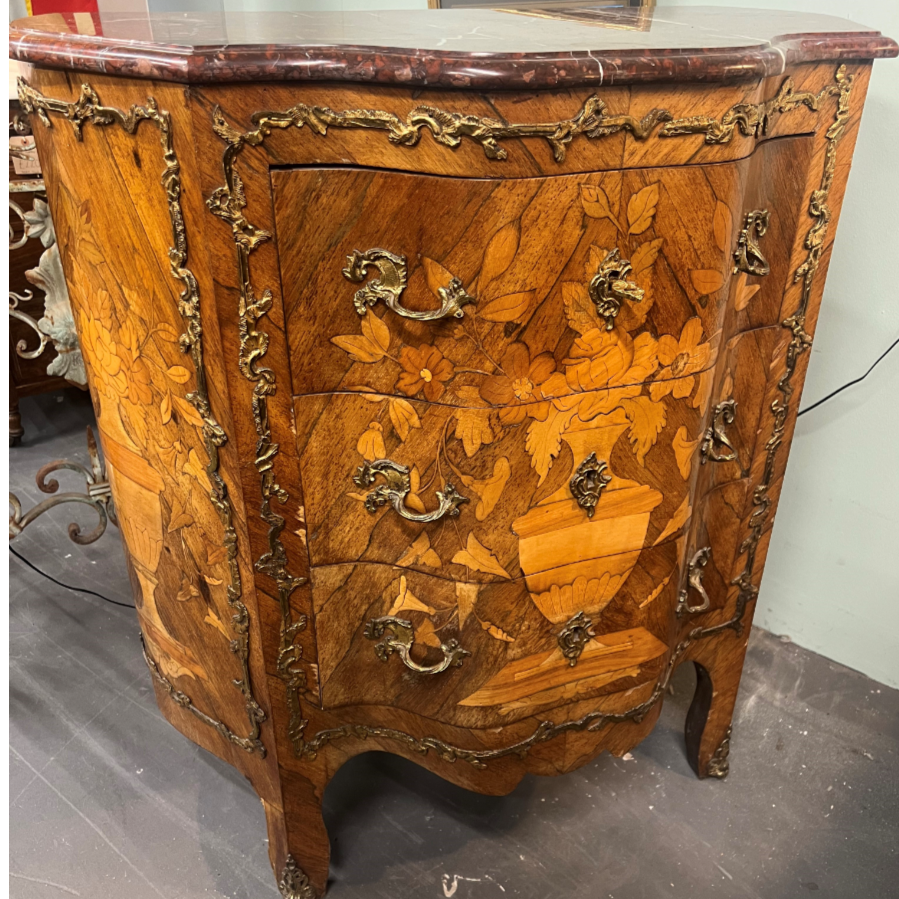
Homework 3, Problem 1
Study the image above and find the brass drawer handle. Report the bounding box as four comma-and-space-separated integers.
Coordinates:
343, 248, 476, 321
700, 399, 738, 464
677, 547, 712, 615
354, 459, 468, 523
588, 248, 644, 331
364, 616, 470, 675
733, 209, 770, 276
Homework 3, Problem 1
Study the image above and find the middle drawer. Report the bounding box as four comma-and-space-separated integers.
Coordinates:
295, 376, 708, 586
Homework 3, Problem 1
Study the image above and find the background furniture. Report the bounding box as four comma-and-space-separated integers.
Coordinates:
10, 7, 896, 897
9, 99, 87, 445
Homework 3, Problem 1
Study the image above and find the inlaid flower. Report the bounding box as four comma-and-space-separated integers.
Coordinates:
650, 318, 711, 401
479, 343, 556, 424
80, 311, 127, 397
396, 344, 454, 402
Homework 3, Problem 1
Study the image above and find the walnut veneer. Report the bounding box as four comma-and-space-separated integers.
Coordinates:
11, 6, 896, 896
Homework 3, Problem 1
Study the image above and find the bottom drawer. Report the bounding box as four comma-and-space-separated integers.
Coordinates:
311, 539, 682, 729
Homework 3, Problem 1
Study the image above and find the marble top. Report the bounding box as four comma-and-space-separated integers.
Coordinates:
9, 5, 898, 89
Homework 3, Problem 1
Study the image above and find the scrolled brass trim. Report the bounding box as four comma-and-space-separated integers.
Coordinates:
569, 452, 612, 518
706, 725, 732, 779
354, 458, 467, 522
343, 248, 475, 321
365, 616, 471, 675
587, 248, 644, 331
733, 209, 771, 276
557, 611, 596, 667
677, 547, 712, 616
700, 399, 738, 465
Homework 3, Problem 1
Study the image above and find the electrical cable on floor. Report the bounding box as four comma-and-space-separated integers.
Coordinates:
797, 335, 898, 418
9, 544, 136, 609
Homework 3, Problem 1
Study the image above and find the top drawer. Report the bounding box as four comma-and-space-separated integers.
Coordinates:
275, 163, 766, 404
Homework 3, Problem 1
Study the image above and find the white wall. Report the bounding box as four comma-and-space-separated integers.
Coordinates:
670, 1, 899, 687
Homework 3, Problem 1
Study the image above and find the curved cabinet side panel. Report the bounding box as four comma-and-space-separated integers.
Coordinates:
24, 70, 274, 774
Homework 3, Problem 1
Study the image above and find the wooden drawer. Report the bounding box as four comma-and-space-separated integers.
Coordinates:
311, 541, 680, 728
295, 372, 709, 584
276, 165, 750, 405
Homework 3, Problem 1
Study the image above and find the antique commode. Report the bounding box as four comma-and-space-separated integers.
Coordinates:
10, 6, 896, 896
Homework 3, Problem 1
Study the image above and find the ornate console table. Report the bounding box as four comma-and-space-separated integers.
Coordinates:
10, 6, 895, 896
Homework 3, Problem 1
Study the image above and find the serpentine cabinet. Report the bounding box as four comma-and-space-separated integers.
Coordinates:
10, 7, 896, 896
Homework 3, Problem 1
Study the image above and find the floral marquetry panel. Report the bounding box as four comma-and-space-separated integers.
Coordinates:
274, 157, 810, 406
13, 6, 895, 894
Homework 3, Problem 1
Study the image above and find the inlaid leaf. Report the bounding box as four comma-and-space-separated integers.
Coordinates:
405, 465, 427, 515
332, 336, 381, 363
452, 534, 511, 579
526, 406, 579, 484
388, 397, 421, 442
356, 421, 386, 461
480, 221, 520, 287
388, 576, 436, 617
206, 546, 228, 566
167, 497, 194, 532
713, 201, 733, 253
176, 577, 200, 602
690, 269, 726, 296
734, 272, 761, 310
620, 395, 667, 465
580, 184, 622, 231
476, 616, 515, 642
630, 238, 664, 276
693, 368, 714, 412
422, 257, 456, 295
638, 575, 672, 608
415, 619, 443, 648
654, 495, 691, 546
672, 425, 701, 480
184, 449, 212, 491
479, 291, 534, 323
160, 393, 172, 425
396, 532, 442, 569
455, 582, 479, 627
361, 311, 390, 354
453, 407, 496, 458
155, 322, 181, 343
165, 365, 191, 384
202, 575, 223, 587
561, 282, 596, 335
204, 609, 231, 638
462, 457, 511, 521
627, 183, 660, 234
173, 395, 205, 429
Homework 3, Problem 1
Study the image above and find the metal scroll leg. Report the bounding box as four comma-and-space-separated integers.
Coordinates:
10, 379, 24, 447
8, 425, 117, 544
684, 632, 751, 779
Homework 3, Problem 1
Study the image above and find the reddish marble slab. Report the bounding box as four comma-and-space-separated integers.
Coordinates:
8, 6, 898, 89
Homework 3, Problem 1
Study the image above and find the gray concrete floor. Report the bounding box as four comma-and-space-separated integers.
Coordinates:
9, 389, 899, 899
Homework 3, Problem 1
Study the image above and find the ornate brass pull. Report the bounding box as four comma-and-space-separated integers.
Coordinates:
677, 547, 712, 615
354, 459, 468, 522
570, 453, 611, 518
700, 399, 738, 464
364, 616, 470, 675
733, 209, 770, 276
557, 611, 595, 667
588, 248, 644, 331
343, 248, 476, 321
